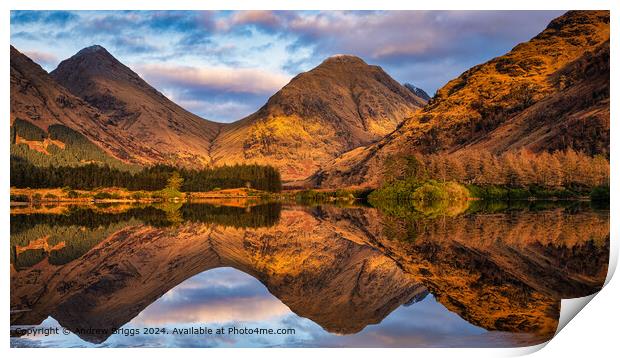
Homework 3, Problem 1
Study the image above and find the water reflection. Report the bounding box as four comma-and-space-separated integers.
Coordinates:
10, 201, 609, 347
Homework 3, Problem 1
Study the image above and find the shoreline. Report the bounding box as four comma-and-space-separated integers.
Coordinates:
9, 189, 594, 206
9, 187, 278, 205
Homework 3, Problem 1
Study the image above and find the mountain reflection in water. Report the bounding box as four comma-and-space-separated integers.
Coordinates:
10, 201, 609, 347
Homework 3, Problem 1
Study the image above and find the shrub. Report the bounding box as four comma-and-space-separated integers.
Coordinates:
412, 182, 448, 202
155, 188, 183, 200
444, 182, 471, 201
67, 190, 79, 198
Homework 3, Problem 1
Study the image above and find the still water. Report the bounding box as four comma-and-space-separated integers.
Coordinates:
10, 200, 609, 347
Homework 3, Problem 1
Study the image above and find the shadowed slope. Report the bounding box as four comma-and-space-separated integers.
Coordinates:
10, 46, 134, 162
51, 45, 225, 166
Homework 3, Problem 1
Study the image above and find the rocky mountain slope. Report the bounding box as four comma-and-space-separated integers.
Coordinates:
50, 45, 224, 166
10, 46, 134, 163
211, 55, 426, 180
313, 10, 610, 188
404, 83, 431, 101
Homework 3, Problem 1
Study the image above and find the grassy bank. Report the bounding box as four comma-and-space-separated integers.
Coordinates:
292, 188, 372, 204
10, 187, 273, 204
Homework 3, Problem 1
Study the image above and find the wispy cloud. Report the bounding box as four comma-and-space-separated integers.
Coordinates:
136, 64, 291, 95
21, 50, 59, 68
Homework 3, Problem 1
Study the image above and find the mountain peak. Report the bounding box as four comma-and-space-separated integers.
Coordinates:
52, 45, 129, 84
545, 10, 609, 32
49, 44, 222, 167
321, 54, 367, 66
76, 44, 107, 55
212, 53, 427, 181
68, 44, 120, 66
404, 83, 431, 101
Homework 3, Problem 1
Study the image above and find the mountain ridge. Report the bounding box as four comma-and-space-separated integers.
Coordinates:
312, 10, 610, 188
13, 46, 426, 181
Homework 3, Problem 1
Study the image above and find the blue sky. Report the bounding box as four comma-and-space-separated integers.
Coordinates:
10, 10, 564, 122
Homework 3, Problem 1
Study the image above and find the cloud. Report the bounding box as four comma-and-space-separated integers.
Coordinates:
132, 267, 291, 325
283, 11, 565, 62
171, 98, 262, 122
11, 31, 38, 41
136, 64, 291, 95
22, 50, 59, 68
135, 296, 290, 325
147, 11, 214, 32
227, 10, 284, 32
77, 13, 140, 33
112, 36, 159, 54
135, 63, 290, 121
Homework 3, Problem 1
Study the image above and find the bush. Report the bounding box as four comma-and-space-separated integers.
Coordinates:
43, 193, 58, 200
412, 182, 448, 202
155, 188, 183, 200
444, 182, 471, 201
368, 179, 420, 203
67, 190, 79, 198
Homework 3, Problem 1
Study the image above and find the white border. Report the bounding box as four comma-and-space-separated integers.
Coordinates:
2, 1, 617, 357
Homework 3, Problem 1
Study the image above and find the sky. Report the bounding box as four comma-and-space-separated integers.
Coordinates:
10, 10, 565, 123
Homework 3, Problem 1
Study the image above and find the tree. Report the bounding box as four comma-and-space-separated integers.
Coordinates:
167, 171, 184, 192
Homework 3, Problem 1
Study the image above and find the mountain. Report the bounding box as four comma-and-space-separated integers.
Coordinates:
404, 83, 431, 101
312, 10, 610, 188
50, 45, 224, 166
14, 46, 425, 180
10, 46, 135, 167
211, 55, 427, 181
